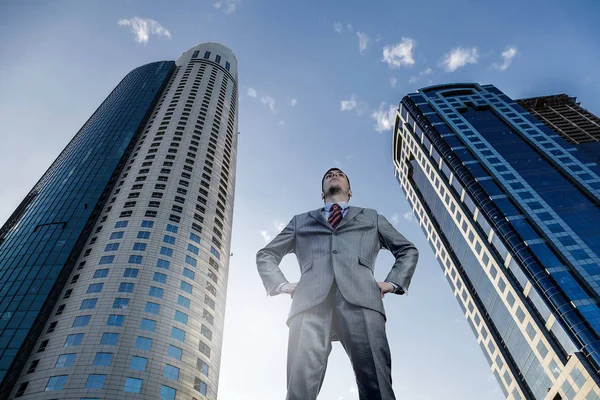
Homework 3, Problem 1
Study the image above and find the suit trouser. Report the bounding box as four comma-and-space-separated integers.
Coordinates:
286, 282, 395, 400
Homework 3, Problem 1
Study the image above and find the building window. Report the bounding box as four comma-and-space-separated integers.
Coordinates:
185, 255, 197, 267
110, 231, 124, 240
15, 382, 28, 397
107, 315, 124, 326
104, 243, 120, 251
140, 319, 156, 332
93, 269, 109, 278
26, 359, 40, 374
194, 377, 208, 395
123, 268, 139, 278
135, 336, 152, 351
145, 302, 160, 314
38, 340, 49, 352
113, 298, 129, 309
115, 221, 128, 228
100, 333, 119, 345
55, 304, 66, 315
199, 340, 211, 358
205, 295, 216, 310
128, 255, 143, 264
124, 377, 143, 393
203, 51, 211, 59
201, 325, 213, 341
203, 309, 214, 325
130, 356, 148, 371
163, 235, 176, 244
137, 231, 151, 239
210, 247, 221, 260
157, 259, 170, 269
166, 224, 178, 233
93, 353, 113, 367
85, 374, 106, 389
177, 295, 190, 309
149, 286, 164, 298
160, 385, 176, 400
87, 283, 103, 293
160, 247, 173, 257
55, 353, 76, 367
164, 364, 180, 381
132, 242, 147, 251
168, 345, 183, 360
187, 243, 199, 255
99, 255, 115, 265
197, 359, 209, 376
119, 282, 135, 293
215, 54, 221, 64
180, 281, 193, 294
225, 61, 231, 71
189, 232, 201, 243
174, 310, 188, 325
183, 268, 195, 280
45, 375, 68, 391
141, 220, 154, 228
153, 272, 167, 283
171, 327, 185, 342
72, 315, 91, 327
80, 298, 98, 310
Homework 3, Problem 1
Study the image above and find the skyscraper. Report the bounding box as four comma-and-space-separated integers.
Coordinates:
3, 43, 238, 399
393, 84, 600, 399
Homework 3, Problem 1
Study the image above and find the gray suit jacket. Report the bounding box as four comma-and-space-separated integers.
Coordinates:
256, 206, 419, 324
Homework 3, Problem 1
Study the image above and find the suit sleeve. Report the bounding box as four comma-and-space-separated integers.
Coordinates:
256, 216, 296, 296
377, 214, 419, 295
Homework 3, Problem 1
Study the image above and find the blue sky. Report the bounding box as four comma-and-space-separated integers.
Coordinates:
1, 1, 600, 398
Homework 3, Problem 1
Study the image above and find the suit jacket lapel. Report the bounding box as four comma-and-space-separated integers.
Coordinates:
309, 208, 332, 230
336, 206, 363, 230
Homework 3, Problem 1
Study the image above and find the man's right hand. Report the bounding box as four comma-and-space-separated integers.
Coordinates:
280, 282, 297, 296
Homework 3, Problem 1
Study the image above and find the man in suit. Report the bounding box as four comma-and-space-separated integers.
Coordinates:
256, 168, 419, 400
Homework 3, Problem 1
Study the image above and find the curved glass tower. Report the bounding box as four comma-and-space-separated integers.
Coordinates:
393, 84, 600, 399
7, 43, 238, 400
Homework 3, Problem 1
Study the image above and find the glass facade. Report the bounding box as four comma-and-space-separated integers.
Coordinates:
394, 83, 600, 399
0, 61, 174, 394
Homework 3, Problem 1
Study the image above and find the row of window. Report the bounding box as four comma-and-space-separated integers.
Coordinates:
30, 373, 207, 397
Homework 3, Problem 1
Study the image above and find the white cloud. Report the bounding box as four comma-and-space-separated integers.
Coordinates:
260, 230, 271, 242
247, 87, 257, 98
382, 38, 415, 68
390, 213, 400, 226
370, 102, 397, 133
440, 47, 479, 72
389, 76, 397, 88
260, 96, 276, 113
403, 211, 414, 222
277, 120, 285, 126
118, 17, 171, 44
289, 98, 298, 107
494, 46, 518, 71
340, 94, 368, 115
356, 32, 369, 55
260, 220, 286, 243
213, 0, 241, 14
347, 24, 353, 31
333, 22, 343, 33
408, 67, 433, 85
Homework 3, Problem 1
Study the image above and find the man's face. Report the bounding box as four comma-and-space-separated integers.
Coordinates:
322, 169, 351, 199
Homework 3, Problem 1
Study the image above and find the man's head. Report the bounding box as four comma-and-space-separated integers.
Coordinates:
321, 168, 352, 202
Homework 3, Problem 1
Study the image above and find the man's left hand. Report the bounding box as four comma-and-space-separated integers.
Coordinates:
377, 282, 395, 298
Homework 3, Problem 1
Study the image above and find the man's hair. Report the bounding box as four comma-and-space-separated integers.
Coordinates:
321, 168, 351, 191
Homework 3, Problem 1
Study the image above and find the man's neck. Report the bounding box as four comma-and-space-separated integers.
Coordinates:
324, 195, 349, 204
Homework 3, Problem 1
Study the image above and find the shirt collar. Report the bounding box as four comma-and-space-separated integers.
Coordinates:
324, 202, 349, 212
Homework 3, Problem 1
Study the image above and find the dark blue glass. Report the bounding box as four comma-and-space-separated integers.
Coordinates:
0, 61, 175, 390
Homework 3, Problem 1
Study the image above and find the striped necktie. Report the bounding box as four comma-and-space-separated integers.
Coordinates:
328, 203, 342, 229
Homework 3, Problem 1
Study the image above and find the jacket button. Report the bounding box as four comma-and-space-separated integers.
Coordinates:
332, 250, 338, 254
